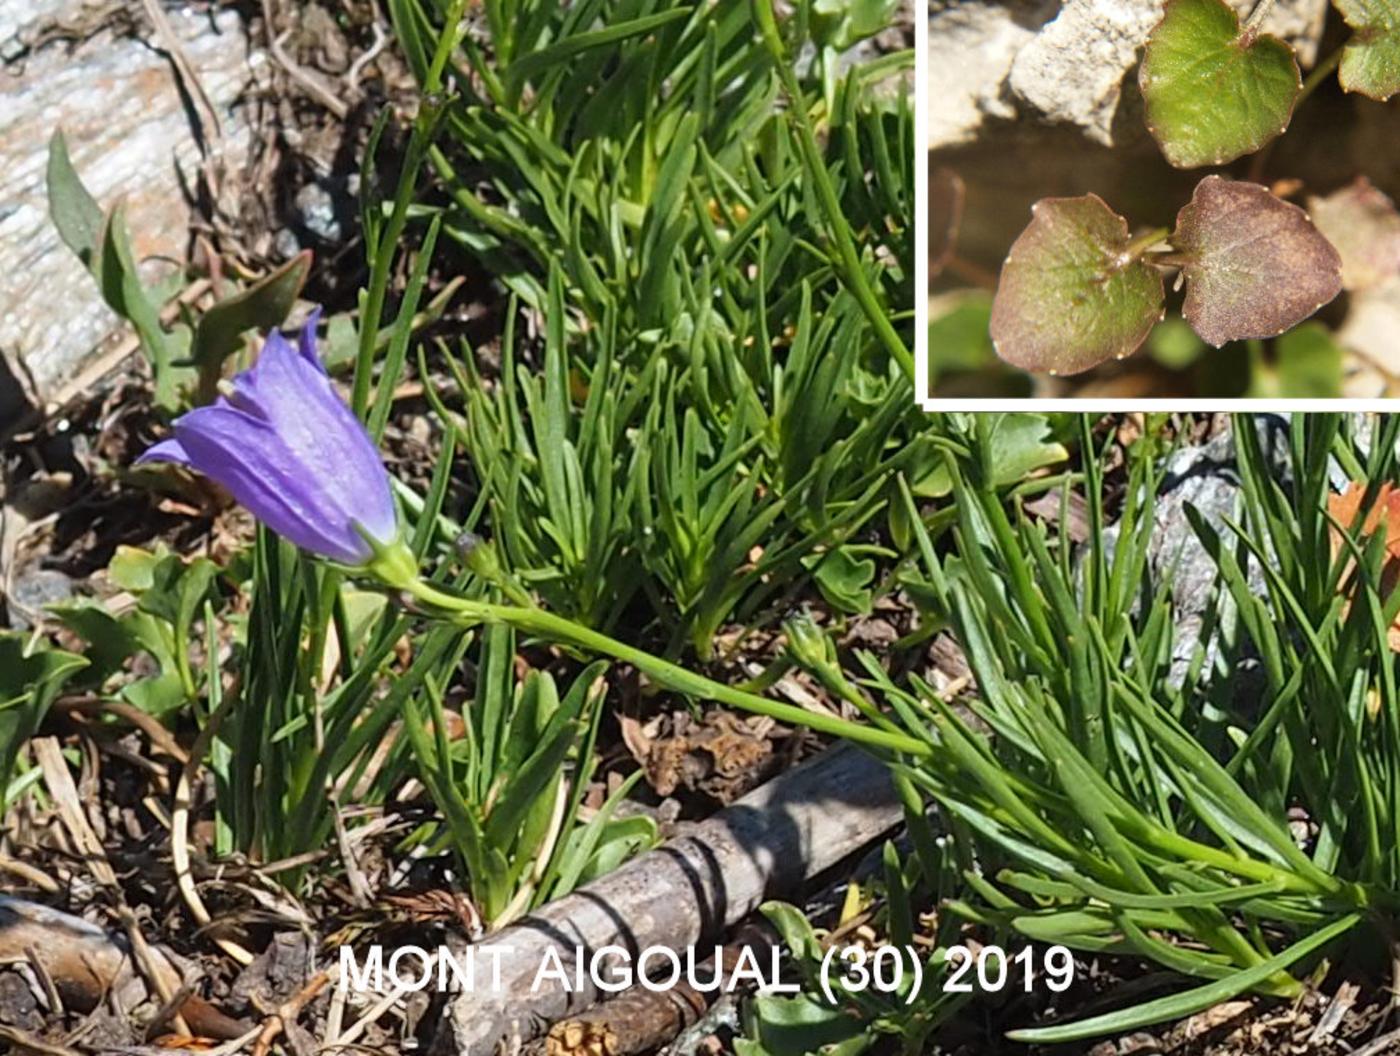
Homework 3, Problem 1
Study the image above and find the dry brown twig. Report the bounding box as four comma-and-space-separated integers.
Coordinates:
54, 695, 189, 765
137, 0, 223, 146
0, 1023, 83, 1056
0, 855, 60, 893
251, 967, 332, 1056
32, 737, 192, 1036
261, 0, 351, 119
171, 681, 256, 966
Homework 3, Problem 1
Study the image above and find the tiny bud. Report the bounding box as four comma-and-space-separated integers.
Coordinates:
455, 530, 503, 581
453, 530, 483, 561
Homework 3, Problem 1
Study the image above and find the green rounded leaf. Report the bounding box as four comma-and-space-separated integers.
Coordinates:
1140, 0, 1300, 168
989, 195, 1165, 376
1172, 176, 1343, 348
1335, 0, 1400, 100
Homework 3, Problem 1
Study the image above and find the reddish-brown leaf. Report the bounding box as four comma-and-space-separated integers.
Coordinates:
1172, 176, 1342, 347
1308, 177, 1400, 291
989, 194, 1165, 376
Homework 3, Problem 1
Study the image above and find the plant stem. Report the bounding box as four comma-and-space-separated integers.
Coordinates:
1124, 226, 1172, 263
1298, 46, 1344, 106
1242, 0, 1276, 37
399, 576, 931, 757
351, 0, 466, 419
749, 0, 914, 381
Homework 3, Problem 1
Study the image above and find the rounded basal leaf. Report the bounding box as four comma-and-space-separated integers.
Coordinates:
1308, 176, 1400, 290
1334, 0, 1400, 100
989, 195, 1165, 376
1139, 0, 1301, 168
1172, 176, 1343, 347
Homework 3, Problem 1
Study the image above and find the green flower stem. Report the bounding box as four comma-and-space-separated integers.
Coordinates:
379, 559, 929, 757
1125, 226, 1172, 262
1299, 46, 1344, 105
749, 0, 914, 381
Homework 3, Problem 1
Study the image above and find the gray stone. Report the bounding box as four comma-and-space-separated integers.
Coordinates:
294, 180, 344, 243
0, 1, 259, 409
1008, 0, 1163, 146
926, 0, 1058, 149
6, 567, 72, 630
1150, 416, 1288, 686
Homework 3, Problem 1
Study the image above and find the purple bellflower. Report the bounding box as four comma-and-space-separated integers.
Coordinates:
139, 313, 398, 566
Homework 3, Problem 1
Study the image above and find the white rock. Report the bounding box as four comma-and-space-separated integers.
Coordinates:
1008, 0, 1163, 146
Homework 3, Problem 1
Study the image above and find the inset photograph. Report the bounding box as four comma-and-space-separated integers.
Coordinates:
924, 0, 1400, 400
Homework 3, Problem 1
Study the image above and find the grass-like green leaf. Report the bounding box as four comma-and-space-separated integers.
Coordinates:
989, 195, 1164, 375
1139, 0, 1300, 168
1172, 176, 1342, 347
1334, 0, 1400, 100
1007, 913, 1361, 1043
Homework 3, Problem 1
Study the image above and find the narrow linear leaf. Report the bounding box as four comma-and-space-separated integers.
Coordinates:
1308, 176, 1400, 291
1140, 0, 1300, 168
1173, 176, 1342, 347
505, 9, 693, 89
989, 195, 1165, 375
1334, 0, 1400, 100
1007, 913, 1361, 1043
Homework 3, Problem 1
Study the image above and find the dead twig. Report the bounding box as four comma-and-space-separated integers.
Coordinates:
251, 968, 331, 1056
0, 855, 61, 893
25, 944, 65, 1018
1353, 1025, 1400, 1056
171, 678, 256, 966
54, 695, 190, 765
138, 0, 224, 148
331, 953, 438, 1050
261, 0, 351, 119
0, 1024, 83, 1056
33, 737, 192, 1036
345, 17, 389, 91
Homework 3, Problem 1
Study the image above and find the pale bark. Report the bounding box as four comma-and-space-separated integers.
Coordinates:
432, 744, 903, 1056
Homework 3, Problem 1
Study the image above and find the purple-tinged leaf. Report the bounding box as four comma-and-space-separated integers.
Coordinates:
1172, 176, 1342, 348
989, 195, 1165, 376
1308, 176, 1400, 291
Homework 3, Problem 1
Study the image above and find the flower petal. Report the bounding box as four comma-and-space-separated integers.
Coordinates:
230, 328, 396, 545
136, 436, 193, 467
297, 307, 325, 370
172, 403, 373, 563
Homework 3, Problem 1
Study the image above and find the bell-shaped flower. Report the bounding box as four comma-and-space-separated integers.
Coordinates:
139, 312, 398, 565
